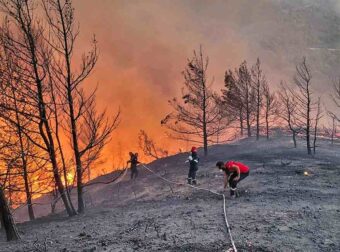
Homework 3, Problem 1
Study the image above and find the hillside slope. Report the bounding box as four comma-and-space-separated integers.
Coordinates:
1, 137, 340, 251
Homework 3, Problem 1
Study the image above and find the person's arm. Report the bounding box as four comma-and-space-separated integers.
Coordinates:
232, 165, 241, 181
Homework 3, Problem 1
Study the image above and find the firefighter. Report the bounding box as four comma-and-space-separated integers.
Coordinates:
186, 147, 199, 185
127, 152, 140, 179
216, 160, 250, 198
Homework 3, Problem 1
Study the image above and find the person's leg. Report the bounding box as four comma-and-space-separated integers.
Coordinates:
131, 167, 137, 179
135, 168, 139, 178
192, 168, 197, 185
228, 173, 238, 197
188, 167, 193, 184
230, 172, 249, 197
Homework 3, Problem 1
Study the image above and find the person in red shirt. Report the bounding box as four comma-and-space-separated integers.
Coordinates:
216, 161, 250, 198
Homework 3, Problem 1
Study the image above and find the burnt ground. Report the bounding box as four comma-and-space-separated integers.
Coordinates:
0, 136, 339, 252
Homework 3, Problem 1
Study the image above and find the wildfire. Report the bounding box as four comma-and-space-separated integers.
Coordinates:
66, 172, 74, 184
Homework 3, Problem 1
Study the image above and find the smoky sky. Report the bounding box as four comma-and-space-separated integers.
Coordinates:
70, 0, 340, 168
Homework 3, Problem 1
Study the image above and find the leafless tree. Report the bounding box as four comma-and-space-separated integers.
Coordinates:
292, 57, 316, 155
263, 81, 279, 139
42, 0, 95, 213
237, 61, 255, 137
42, 0, 120, 213
251, 58, 265, 140
0, 0, 76, 216
278, 81, 301, 148
161, 46, 225, 156
138, 130, 168, 159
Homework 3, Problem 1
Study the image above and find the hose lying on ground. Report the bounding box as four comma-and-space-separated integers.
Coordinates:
141, 164, 238, 252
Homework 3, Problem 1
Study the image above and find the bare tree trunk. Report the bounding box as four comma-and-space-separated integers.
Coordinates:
331, 117, 335, 145
201, 50, 208, 156
256, 96, 260, 140
266, 112, 269, 139
293, 57, 313, 155
0, 212, 4, 230
22, 163, 34, 220
256, 80, 260, 140
306, 98, 312, 155
246, 87, 252, 137
251, 58, 264, 140
202, 99, 208, 156
52, 104, 76, 213
293, 131, 297, 148
0, 187, 20, 241
12, 89, 35, 220
313, 98, 322, 154
240, 109, 244, 136
307, 87, 311, 155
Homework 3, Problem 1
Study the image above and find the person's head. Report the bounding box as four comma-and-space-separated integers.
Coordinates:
191, 146, 197, 153
216, 161, 225, 170
135, 153, 138, 157
129, 152, 134, 157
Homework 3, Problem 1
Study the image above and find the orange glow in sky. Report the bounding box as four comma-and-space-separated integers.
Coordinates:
69, 0, 335, 177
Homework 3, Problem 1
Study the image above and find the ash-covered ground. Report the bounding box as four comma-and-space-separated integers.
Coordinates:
1, 137, 339, 252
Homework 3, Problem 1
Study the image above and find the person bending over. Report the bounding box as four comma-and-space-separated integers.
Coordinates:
216, 160, 250, 198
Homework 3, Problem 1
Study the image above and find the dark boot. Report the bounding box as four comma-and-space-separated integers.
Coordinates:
192, 179, 197, 185
230, 188, 237, 198
187, 178, 192, 184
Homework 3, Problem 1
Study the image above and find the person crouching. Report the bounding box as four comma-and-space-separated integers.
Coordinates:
186, 147, 199, 185
216, 160, 250, 198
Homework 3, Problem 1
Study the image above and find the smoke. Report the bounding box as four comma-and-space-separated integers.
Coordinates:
70, 0, 340, 173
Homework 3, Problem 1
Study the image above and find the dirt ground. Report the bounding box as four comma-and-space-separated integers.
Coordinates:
1, 137, 339, 252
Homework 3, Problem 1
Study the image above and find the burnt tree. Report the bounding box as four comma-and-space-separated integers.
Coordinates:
42, 0, 119, 213
278, 82, 301, 148
162, 47, 224, 156
292, 57, 315, 155
222, 70, 244, 136
263, 81, 278, 139
0, 0, 76, 216
251, 58, 265, 140
0, 186, 20, 241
